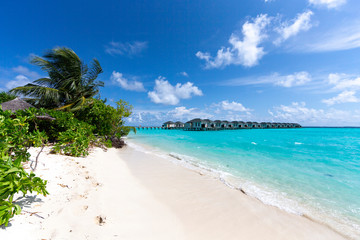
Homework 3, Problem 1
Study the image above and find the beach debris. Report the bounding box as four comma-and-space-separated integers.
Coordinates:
83, 205, 89, 211
169, 153, 181, 160
58, 183, 69, 188
23, 210, 45, 219
111, 137, 126, 148
96, 215, 106, 226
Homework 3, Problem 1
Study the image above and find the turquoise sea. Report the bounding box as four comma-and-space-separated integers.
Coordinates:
128, 128, 360, 238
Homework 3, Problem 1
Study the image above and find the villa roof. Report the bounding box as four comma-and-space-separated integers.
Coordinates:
214, 120, 221, 122
164, 121, 174, 124
231, 121, 238, 123
222, 120, 229, 123
175, 121, 184, 124
189, 118, 202, 122
0, 97, 35, 112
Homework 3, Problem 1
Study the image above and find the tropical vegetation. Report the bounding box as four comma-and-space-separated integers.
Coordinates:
0, 47, 134, 226
10, 47, 104, 111
0, 91, 17, 104
0, 109, 48, 226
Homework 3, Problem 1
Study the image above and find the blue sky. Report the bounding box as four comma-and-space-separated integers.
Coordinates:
1, 0, 360, 126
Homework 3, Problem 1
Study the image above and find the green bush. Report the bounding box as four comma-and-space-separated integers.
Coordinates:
0, 109, 48, 226
74, 99, 133, 139
52, 122, 95, 157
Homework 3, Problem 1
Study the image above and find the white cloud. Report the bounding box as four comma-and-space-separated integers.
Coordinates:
168, 106, 213, 120
308, 0, 346, 9
221, 71, 311, 88
305, 23, 360, 52
327, 73, 360, 90
105, 41, 148, 56
275, 11, 313, 45
126, 106, 213, 126
111, 71, 145, 91
179, 72, 189, 77
269, 102, 360, 126
196, 14, 271, 68
220, 100, 251, 112
322, 91, 359, 105
12, 66, 40, 79
275, 71, 312, 87
148, 77, 203, 105
6, 75, 31, 89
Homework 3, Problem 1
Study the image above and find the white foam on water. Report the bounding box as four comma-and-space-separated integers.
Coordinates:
294, 142, 303, 145
251, 142, 257, 145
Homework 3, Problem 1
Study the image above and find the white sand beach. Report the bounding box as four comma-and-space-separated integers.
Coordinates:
0, 144, 347, 240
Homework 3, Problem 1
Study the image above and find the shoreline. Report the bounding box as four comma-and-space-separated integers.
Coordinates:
126, 134, 360, 239
123, 140, 350, 240
0, 145, 349, 239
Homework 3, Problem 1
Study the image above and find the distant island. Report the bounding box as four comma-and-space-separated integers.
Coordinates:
161, 118, 302, 131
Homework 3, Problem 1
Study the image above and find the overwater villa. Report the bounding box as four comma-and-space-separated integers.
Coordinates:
174, 121, 184, 129
164, 118, 301, 131
162, 121, 175, 129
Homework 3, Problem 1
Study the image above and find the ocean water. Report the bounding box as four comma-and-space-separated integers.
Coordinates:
127, 128, 360, 239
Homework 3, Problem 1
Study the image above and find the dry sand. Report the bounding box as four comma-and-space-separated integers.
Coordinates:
0, 145, 348, 240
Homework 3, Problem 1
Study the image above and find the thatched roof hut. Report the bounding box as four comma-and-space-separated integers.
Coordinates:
0, 97, 55, 121
0, 97, 34, 112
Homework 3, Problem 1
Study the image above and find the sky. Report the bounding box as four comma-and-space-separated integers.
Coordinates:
1, 0, 360, 126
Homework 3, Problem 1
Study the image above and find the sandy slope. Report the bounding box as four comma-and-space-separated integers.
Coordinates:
0, 145, 347, 240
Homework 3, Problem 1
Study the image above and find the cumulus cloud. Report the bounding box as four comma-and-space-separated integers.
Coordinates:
220, 100, 251, 112
275, 71, 312, 87
196, 14, 271, 68
105, 41, 148, 56
12, 66, 40, 79
148, 77, 203, 105
168, 106, 213, 120
327, 73, 360, 90
111, 71, 145, 91
275, 11, 313, 45
269, 102, 360, 126
322, 91, 359, 105
126, 106, 213, 126
6, 75, 31, 89
308, 0, 346, 9
179, 72, 189, 77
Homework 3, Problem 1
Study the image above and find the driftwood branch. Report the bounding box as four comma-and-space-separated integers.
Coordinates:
31, 145, 45, 171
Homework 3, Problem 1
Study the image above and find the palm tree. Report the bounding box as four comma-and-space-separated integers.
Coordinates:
10, 47, 104, 111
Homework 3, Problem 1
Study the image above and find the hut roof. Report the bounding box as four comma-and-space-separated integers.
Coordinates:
175, 121, 184, 124
231, 121, 238, 123
0, 98, 35, 112
189, 118, 201, 122
214, 120, 221, 123
164, 121, 174, 124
